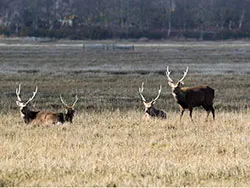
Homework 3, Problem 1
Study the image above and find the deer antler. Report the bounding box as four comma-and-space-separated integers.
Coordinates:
60, 95, 78, 108
16, 84, 37, 105
72, 95, 79, 107
166, 66, 174, 83
60, 95, 70, 108
138, 82, 146, 102
24, 86, 38, 106
16, 84, 22, 102
178, 67, 189, 84
152, 85, 162, 104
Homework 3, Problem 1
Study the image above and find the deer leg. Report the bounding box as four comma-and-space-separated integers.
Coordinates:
202, 104, 210, 122
160, 110, 167, 119
205, 111, 210, 122
180, 107, 185, 121
211, 106, 215, 120
189, 108, 193, 122
205, 105, 215, 120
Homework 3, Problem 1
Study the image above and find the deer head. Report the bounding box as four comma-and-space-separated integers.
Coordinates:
139, 82, 162, 109
60, 95, 78, 123
15, 84, 39, 124
16, 84, 38, 114
166, 66, 188, 97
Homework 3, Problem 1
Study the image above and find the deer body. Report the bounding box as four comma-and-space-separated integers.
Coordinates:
166, 67, 215, 121
174, 85, 214, 107
32, 111, 65, 125
145, 104, 167, 119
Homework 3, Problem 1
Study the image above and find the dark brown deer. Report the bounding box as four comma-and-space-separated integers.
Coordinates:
59, 95, 78, 123
166, 67, 215, 121
139, 82, 166, 120
16, 84, 64, 125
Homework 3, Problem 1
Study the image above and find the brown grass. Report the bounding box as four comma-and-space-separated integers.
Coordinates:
0, 110, 250, 186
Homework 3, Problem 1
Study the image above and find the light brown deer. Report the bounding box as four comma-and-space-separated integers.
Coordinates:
59, 95, 78, 123
139, 82, 166, 120
166, 66, 215, 121
16, 84, 64, 125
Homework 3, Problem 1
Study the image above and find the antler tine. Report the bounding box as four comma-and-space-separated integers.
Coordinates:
60, 95, 70, 108
178, 67, 189, 84
72, 95, 79, 107
16, 84, 22, 102
153, 85, 162, 103
166, 66, 174, 83
138, 82, 146, 102
25, 86, 38, 106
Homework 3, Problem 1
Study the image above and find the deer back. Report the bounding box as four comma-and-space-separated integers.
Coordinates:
32, 111, 65, 125
181, 85, 215, 107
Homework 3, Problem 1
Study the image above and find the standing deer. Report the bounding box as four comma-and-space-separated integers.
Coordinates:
166, 66, 215, 121
139, 82, 166, 120
59, 95, 78, 123
16, 84, 64, 125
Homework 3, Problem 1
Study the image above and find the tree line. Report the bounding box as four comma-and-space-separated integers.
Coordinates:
0, 0, 250, 40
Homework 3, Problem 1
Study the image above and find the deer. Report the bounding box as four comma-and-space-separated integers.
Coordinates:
166, 66, 215, 121
139, 82, 166, 120
16, 84, 64, 125
59, 95, 78, 123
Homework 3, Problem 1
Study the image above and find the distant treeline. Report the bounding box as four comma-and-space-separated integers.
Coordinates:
0, 0, 250, 40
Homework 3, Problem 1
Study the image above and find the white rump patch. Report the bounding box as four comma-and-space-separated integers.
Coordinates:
56, 122, 63, 126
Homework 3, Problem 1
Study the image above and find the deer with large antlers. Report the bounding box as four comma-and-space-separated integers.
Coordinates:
139, 82, 166, 120
166, 66, 215, 121
59, 95, 78, 123
16, 84, 64, 125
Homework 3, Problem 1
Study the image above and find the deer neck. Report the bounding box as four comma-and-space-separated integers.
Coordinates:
173, 89, 186, 103
65, 109, 74, 123
21, 107, 39, 124
146, 107, 159, 117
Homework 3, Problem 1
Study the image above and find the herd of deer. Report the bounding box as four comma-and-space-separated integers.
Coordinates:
139, 66, 215, 122
15, 66, 215, 125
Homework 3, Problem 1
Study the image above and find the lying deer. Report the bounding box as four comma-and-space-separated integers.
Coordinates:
59, 95, 78, 123
166, 66, 215, 121
16, 84, 78, 125
16, 84, 64, 125
139, 82, 166, 120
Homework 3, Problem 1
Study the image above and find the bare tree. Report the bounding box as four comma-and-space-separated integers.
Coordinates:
1, 0, 250, 39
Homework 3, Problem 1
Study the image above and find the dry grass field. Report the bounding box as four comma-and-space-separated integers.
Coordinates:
0, 39, 250, 186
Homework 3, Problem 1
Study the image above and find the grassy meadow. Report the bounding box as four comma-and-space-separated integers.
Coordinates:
0, 39, 250, 186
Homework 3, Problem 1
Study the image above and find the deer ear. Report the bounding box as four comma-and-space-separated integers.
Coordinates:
178, 81, 184, 86
168, 81, 175, 88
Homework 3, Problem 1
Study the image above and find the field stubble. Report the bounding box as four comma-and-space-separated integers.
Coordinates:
0, 39, 250, 186
1, 111, 250, 186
